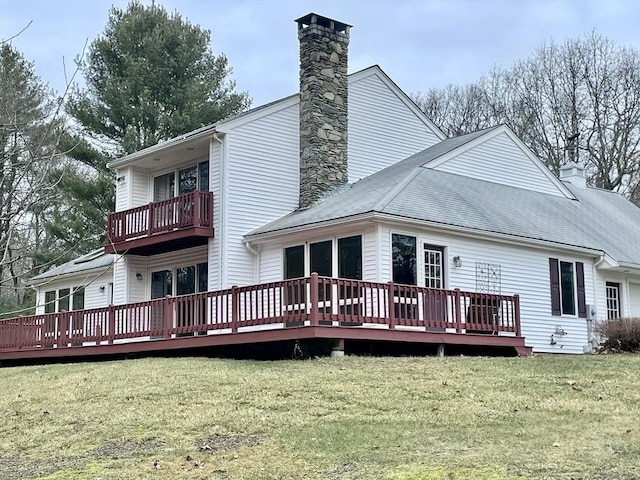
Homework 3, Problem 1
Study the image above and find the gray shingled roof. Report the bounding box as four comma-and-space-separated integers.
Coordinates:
27, 250, 115, 285
247, 129, 640, 267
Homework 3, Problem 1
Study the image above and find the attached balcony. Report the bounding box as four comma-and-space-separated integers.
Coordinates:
105, 191, 214, 256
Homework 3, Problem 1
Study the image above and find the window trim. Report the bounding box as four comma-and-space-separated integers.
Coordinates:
390, 231, 448, 289
282, 233, 364, 280
151, 159, 210, 200
150, 261, 209, 298
605, 281, 621, 319
549, 258, 586, 318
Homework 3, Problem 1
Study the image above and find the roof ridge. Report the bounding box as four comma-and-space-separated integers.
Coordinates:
372, 167, 423, 212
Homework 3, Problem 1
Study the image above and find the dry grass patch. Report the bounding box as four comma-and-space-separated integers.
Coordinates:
0, 354, 638, 479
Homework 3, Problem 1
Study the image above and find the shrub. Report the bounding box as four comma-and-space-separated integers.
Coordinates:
595, 317, 640, 352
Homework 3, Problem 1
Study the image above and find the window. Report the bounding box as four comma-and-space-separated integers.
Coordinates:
284, 245, 305, 279
153, 161, 209, 201
72, 288, 85, 311
151, 262, 208, 297
549, 258, 586, 317
151, 270, 173, 299
43, 288, 84, 313
392, 234, 416, 285
606, 282, 621, 319
310, 240, 332, 277
560, 261, 575, 315
177, 266, 196, 296
338, 236, 362, 280
44, 291, 56, 313
283, 235, 363, 279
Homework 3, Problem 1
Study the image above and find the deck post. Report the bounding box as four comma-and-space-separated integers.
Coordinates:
454, 288, 462, 333
331, 338, 345, 357
387, 281, 395, 330
193, 191, 200, 227
513, 294, 521, 336
231, 286, 239, 333
58, 310, 68, 348
148, 203, 154, 236
16, 316, 23, 349
309, 273, 319, 326
107, 304, 115, 344
164, 295, 173, 339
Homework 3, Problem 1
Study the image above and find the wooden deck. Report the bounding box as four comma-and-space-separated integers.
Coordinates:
0, 275, 532, 361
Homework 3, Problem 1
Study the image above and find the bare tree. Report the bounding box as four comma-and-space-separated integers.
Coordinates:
412, 32, 640, 204
0, 43, 65, 310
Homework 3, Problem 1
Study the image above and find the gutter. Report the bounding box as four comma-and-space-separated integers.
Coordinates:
245, 211, 607, 258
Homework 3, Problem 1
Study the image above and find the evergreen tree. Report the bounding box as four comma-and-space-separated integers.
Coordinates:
52, 1, 251, 258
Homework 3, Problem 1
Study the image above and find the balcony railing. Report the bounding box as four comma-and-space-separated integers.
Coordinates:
0, 275, 521, 353
105, 191, 214, 254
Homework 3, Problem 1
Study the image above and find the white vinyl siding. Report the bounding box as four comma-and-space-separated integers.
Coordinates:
593, 270, 640, 320
123, 246, 209, 303
112, 258, 127, 305
376, 223, 592, 354
131, 167, 149, 207
114, 168, 130, 212
629, 283, 640, 317
349, 72, 441, 182
259, 247, 282, 283
363, 226, 377, 281
127, 256, 148, 303
209, 140, 222, 290
223, 102, 299, 287
434, 131, 564, 196
34, 270, 113, 314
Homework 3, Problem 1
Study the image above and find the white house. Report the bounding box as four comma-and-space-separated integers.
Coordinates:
20, 13, 640, 357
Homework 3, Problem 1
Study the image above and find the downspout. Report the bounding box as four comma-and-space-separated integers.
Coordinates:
589, 261, 600, 351
245, 241, 259, 283
214, 132, 226, 289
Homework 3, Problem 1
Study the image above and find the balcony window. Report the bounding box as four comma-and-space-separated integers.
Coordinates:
153, 161, 209, 201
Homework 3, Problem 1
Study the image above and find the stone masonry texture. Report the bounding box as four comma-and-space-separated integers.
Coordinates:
298, 15, 350, 209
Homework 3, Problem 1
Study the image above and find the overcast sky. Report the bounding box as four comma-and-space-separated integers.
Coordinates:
1, 0, 639, 107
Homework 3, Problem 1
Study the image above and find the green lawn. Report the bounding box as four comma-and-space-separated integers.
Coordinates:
0, 354, 638, 479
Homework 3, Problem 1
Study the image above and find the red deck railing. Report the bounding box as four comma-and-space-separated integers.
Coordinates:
0, 275, 521, 352
106, 191, 214, 245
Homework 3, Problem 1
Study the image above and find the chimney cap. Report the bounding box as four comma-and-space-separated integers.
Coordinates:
295, 13, 351, 32
560, 161, 584, 176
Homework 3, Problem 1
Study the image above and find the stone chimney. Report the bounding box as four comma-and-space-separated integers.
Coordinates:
559, 161, 587, 189
296, 13, 351, 209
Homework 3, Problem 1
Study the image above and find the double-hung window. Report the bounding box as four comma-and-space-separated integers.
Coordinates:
549, 258, 586, 317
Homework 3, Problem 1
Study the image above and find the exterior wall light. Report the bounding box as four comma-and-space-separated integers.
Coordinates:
453, 256, 462, 268
136, 273, 143, 281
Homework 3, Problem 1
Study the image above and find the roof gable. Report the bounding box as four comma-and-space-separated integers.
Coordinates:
425, 125, 574, 199
349, 66, 446, 141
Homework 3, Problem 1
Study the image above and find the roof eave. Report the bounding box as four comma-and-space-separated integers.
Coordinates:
246, 211, 608, 259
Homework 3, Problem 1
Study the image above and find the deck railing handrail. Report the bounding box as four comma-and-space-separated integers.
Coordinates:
0, 274, 521, 352
106, 190, 214, 245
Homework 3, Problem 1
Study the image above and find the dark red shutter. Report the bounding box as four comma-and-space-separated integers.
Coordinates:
576, 262, 587, 318
549, 258, 561, 316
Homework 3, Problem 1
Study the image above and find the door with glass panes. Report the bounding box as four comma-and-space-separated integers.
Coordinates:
423, 244, 447, 326
152, 161, 209, 228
